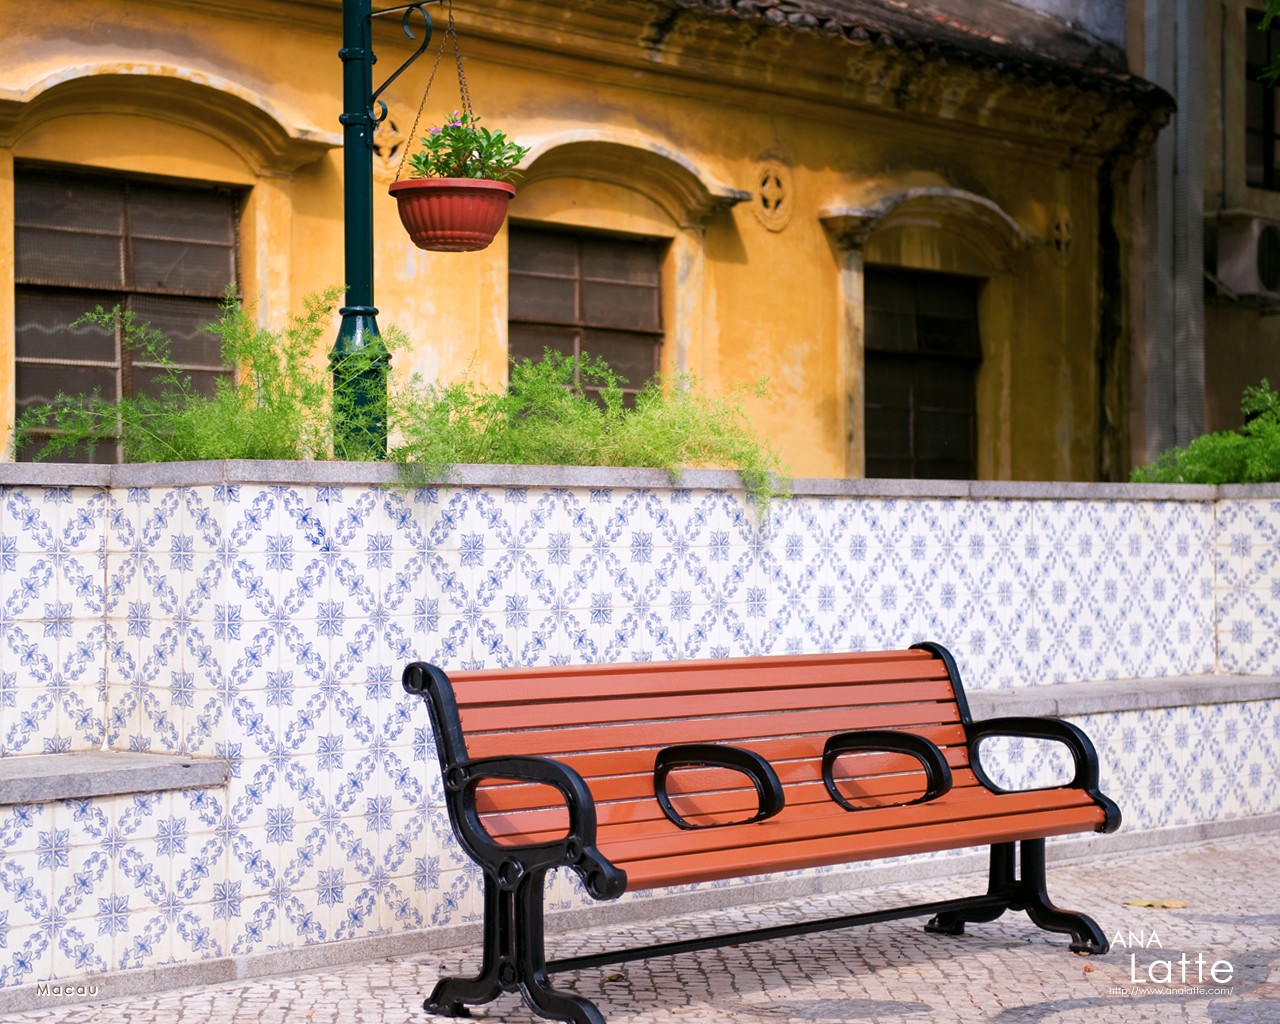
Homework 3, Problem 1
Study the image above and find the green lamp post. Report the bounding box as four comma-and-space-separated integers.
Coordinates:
333, 1, 436, 458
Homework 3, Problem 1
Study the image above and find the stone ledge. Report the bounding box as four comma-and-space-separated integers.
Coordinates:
966, 674, 1280, 720
0, 460, 1241, 500
0, 751, 227, 805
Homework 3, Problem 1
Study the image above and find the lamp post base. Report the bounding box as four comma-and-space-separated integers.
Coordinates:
332, 306, 388, 460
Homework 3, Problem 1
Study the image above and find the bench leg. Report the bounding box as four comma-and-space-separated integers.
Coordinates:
424, 871, 607, 1024
424, 876, 506, 1017
924, 840, 1108, 955
924, 841, 1016, 937
1015, 838, 1109, 955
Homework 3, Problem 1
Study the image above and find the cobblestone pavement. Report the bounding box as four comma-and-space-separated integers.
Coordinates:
8, 833, 1279, 1024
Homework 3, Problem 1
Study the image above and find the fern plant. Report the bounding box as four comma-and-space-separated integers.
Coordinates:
13, 288, 390, 463
390, 350, 789, 505
13, 299, 789, 506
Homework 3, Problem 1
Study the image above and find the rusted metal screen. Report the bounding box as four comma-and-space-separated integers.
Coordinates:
508, 225, 664, 403
14, 168, 239, 462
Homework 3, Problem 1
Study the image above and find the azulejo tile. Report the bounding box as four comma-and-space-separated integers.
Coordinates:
7, 478, 1280, 992
1, 845, 51, 935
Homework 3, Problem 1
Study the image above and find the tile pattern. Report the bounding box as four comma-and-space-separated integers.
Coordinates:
0, 481, 1274, 991
1214, 499, 1280, 673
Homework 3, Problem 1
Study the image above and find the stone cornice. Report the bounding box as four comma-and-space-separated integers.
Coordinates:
150, 0, 1172, 163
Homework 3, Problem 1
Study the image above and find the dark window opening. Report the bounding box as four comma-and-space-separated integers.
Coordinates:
1247, 10, 1280, 190
14, 166, 240, 462
508, 225, 664, 405
864, 268, 982, 480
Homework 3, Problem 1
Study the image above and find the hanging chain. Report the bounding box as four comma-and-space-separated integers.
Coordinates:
450, 2, 473, 120
394, 0, 474, 182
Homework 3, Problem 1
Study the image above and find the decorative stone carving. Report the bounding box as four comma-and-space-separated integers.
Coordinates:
752, 158, 794, 232
518, 133, 749, 229
373, 117, 407, 184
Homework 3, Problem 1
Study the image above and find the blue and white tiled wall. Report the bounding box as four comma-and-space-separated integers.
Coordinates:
0, 475, 1277, 990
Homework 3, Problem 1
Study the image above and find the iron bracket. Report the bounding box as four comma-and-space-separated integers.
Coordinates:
367, 1, 442, 125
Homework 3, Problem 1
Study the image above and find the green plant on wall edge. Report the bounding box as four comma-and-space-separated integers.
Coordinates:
1131, 379, 1280, 484
11, 290, 790, 508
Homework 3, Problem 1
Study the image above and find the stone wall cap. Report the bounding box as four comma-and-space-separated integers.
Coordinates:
0, 460, 1233, 501
0, 751, 227, 805
1217, 484, 1280, 499
965, 674, 1280, 720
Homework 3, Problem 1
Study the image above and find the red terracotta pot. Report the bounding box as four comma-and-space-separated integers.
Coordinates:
388, 178, 516, 253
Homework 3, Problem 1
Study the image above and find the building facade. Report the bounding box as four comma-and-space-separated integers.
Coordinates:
1, 0, 1170, 480
1200, 0, 1280, 434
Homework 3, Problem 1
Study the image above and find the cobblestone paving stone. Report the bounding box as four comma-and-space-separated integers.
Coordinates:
8, 833, 1278, 1024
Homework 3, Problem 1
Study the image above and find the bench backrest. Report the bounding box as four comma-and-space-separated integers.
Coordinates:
416, 644, 982, 845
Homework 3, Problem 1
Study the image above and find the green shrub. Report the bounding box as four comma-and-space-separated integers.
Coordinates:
13, 297, 789, 505
390, 349, 790, 505
12, 287, 387, 463
1131, 379, 1280, 483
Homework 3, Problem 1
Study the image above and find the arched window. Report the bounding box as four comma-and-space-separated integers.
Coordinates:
823, 187, 1027, 479
15, 166, 241, 461
863, 267, 982, 479
1, 65, 338, 461
508, 132, 746, 388
508, 224, 665, 404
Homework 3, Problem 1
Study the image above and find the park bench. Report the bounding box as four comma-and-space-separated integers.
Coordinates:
402, 642, 1121, 1024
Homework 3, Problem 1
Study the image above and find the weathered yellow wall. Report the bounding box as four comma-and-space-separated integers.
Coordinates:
0, 0, 1142, 479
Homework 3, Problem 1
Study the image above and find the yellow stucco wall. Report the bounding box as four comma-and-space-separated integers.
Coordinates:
0, 0, 1155, 479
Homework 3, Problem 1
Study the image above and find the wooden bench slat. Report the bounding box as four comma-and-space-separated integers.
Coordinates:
464, 724, 972, 796
483, 785, 1096, 852
458, 678, 959, 731
597, 787, 1100, 862
476, 772, 997, 839
472, 752, 980, 820
449, 650, 939, 702
462, 702, 963, 759
619, 805, 1108, 890
476, 762, 983, 829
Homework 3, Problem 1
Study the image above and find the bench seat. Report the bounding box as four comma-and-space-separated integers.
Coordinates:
599, 789, 1108, 889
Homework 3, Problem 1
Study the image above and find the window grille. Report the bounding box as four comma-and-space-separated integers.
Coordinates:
14, 166, 240, 462
508, 225, 664, 404
864, 268, 982, 480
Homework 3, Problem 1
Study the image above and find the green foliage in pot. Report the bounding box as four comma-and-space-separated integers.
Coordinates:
407, 111, 529, 182
1131, 379, 1280, 483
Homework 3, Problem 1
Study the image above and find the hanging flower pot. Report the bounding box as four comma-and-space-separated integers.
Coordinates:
388, 3, 528, 254
389, 177, 516, 252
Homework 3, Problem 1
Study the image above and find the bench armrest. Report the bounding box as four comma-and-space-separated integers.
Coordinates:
966, 717, 1098, 788
822, 730, 953, 811
446, 754, 626, 900
654, 744, 785, 829
967, 716, 1122, 831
